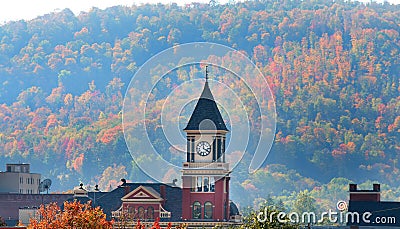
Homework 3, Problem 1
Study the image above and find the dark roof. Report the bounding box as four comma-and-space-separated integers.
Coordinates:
95, 183, 182, 221
348, 201, 400, 226
184, 82, 228, 131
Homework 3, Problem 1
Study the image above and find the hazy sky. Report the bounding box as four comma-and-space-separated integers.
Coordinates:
0, 0, 399, 24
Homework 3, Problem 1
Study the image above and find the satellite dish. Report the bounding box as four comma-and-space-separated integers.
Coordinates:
38, 179, 52, 194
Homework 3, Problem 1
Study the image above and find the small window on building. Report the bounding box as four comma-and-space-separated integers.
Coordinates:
147, 206, 154, 219
138, 206, 145, 219
204, 202, 213, 219
192, 201, 201, 219
197, 177, 202, 192
128, 206, 135, 215
210, 177, 215, 192
191, 177, 196, 192
203, 177, 209, 192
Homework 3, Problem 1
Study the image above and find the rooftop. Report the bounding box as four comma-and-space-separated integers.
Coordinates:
184, 81, 228, 131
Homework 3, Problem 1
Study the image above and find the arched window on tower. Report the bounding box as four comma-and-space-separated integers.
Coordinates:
204, 202, 213, 219
193, 201, 201, 219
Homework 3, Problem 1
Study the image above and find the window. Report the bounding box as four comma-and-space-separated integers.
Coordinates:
217, 137, 221, 162
147, 206, 154, 219
187, 138, 191, 162
190, 177, 197, 192
222, 137, 226, 162
191, 138, 195, 162
203, 177, 209, 192
196, 177, 202, 192
138, 206, 145, 219
192, 176, 214, 192
128, 206, 135, 215
204, 202, 213, 219
192, 201, 201, 219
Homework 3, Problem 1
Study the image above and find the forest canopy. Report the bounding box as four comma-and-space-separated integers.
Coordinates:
0, 0, 399, 209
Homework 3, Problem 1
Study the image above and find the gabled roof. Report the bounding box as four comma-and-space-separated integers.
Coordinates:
184, 82, 228, 131
121, 185, 163, 202
94, 183, 182, 221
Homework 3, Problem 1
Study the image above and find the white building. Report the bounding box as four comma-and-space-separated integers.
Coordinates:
0, 164, 41, 194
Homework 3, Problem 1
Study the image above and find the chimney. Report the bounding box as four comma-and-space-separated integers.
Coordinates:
349, 183, 380, 202
373, 184, 380, 192
160, 185, 166, 205
120, 178, 130, 195
349, 184, 357, 192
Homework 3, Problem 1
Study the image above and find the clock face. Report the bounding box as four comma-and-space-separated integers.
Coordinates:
196, 141, 211, 156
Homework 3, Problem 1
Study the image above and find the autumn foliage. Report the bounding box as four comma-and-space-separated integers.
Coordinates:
27, 201, 113, 229
0, 0, 399, 208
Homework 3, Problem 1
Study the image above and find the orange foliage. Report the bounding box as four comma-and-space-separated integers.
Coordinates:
72, 153, 84, 172
98, 125, 122, 144
27, 201, 113, 229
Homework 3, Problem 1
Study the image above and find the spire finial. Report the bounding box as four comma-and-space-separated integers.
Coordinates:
205, 65, 208, 83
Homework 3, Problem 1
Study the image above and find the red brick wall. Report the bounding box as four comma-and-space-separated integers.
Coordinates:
182, 176, 229, 221
122, 203, 160, 219
350, 193, 380, 202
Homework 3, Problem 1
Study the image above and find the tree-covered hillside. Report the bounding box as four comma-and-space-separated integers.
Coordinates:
0, 0, 399, 209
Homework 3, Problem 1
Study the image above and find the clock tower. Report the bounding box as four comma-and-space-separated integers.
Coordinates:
181, 68, 230, 221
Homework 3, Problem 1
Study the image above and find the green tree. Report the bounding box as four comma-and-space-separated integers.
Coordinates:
292, 190, 317, 225
240, 201, 299, 229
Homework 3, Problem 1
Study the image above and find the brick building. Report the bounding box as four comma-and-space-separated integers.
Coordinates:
348, 184, 400, 228
108, 73, 240, 224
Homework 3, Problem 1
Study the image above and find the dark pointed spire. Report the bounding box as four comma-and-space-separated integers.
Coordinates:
184, 68, 228, 131
205, 65, 209, 83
